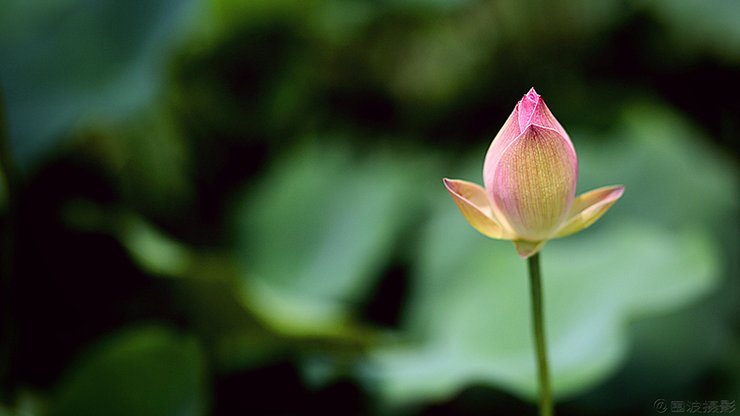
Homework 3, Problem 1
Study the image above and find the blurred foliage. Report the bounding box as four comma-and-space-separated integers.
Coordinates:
0, 0, 738, 415
0, 0, 200, 169
234, 141, 435, 337
50, 326, 207, 416
366, 106, 726, 404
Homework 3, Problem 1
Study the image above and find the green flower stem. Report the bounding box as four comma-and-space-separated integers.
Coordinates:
528, 252, 553, 416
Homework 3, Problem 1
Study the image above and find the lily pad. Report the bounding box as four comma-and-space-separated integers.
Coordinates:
368, 219, 717, 403
50, 326, 208, 416
0, 0, 199, 169
234, 142, 432, 336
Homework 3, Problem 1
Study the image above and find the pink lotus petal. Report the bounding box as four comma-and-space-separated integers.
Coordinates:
490, 125, 577, 241
443, 178, 509, 239
485, 89, 576, 205
517, 88, 540, 131
518, 88, 573, 151
553, 185, 625, 238
483, 107, 521, 193
446, 87, 622, 256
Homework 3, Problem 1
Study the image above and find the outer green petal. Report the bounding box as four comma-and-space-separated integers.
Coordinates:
553, 185, 625, 238
513, 240, 545, 258
443, 178, 508, 239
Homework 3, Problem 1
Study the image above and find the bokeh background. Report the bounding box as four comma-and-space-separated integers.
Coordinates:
0, 0, 738, 415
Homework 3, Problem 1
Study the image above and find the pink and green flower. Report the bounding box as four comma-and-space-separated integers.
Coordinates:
444, 88, 624, 258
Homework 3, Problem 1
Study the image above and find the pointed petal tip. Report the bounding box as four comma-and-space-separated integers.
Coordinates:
525, 87, 539, 100
553, 184, 625, 239
613, 185, 625, 197
442, 177, 461, 194
515, 97, 573, 148
443, 178, 508, 240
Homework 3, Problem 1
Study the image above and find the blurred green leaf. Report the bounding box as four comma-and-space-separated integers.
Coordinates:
368, 221, 718, 404
119, 215, 192, 277
234, 141, 432, 337
362, 102, 734, 404
642, 0, 740, 62
168, 277, 286, 374
99, 108, 192, 214
576, 102, 737, 233
0, 390, 47, 416
61, 201, 193, 277
0, 0, 199, 168
51, 326, 208, 416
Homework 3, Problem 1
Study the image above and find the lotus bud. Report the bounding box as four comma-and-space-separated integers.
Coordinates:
444, 88, 624, 258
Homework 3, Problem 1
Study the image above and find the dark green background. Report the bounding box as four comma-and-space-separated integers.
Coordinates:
0, 0, 738, 415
